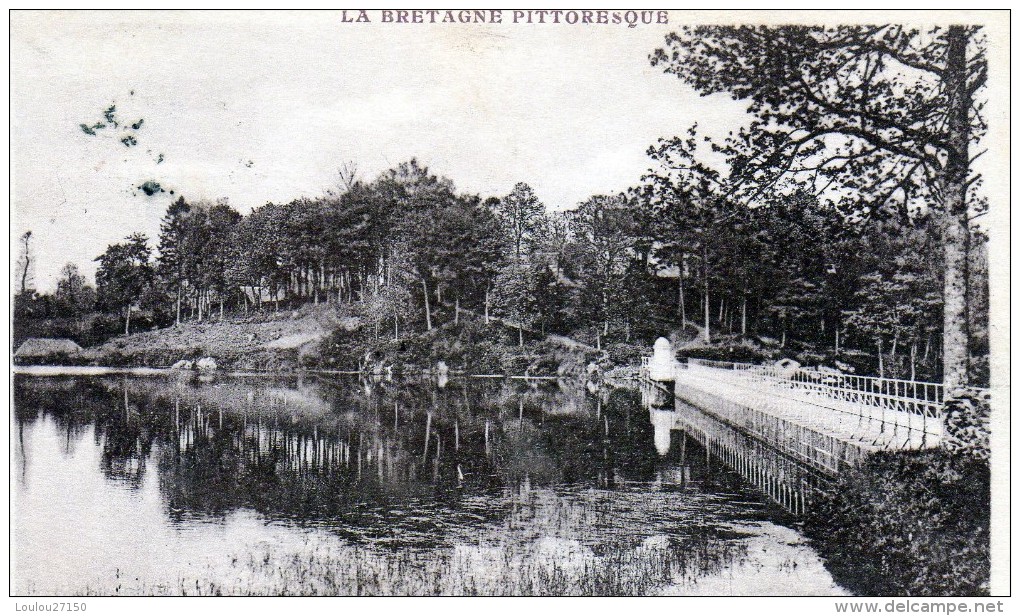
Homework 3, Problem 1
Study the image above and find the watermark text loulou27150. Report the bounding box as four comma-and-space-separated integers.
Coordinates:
14, 603, 87, 612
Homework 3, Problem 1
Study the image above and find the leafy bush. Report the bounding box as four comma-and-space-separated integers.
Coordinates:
942, 388, 991, 460
794, 350, 829, 367
317, 328, 371, 369
527, 350, 561, 376
459, 340, 507, 374
675, 344, 769, 364
315, 320, 565, 375
604, 343, 646, 366
969, 355, 990, 388
805, 449, 990, 596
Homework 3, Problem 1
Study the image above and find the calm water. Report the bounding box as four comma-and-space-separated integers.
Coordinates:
12, 373, 847, 596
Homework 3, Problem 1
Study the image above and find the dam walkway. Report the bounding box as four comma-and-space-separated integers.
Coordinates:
641, 355, 946, 477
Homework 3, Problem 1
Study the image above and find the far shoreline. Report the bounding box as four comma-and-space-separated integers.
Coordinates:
12, 364, 171, 377
10, 364, 577, 381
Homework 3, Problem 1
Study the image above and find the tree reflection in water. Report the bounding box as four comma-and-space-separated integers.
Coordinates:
12, 374, 846, 596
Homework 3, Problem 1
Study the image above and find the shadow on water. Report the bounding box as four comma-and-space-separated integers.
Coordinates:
12, 373, 847, 596
641, 380, 833, 516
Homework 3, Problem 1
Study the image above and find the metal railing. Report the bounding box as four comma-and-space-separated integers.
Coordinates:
686, 358, 944, 420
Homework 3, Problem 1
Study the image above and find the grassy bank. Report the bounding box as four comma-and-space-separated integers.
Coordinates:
804, 448, 990, 596
16, 304, 338, 371
18, 303, 606, 377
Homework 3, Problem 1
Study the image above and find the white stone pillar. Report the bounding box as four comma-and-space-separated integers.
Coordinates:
649, 337, 676, 381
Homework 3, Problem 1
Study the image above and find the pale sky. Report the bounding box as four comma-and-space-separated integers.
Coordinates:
11, 10, 751, 292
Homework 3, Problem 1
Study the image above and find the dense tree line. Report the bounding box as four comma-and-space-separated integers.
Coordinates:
16, 151, 987, 384
15, 25, 990, 386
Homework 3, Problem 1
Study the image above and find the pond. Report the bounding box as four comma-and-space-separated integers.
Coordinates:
11, 373, 847, 596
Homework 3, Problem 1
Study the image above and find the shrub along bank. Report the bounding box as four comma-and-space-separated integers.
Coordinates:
804, 389, 992, 596
315, 319, 601, 376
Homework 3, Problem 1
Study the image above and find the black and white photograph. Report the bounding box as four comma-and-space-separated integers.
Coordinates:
9, 9, 1009, 602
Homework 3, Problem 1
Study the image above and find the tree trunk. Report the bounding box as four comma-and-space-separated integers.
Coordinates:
702, 249, 710, 343
877, 339, 884, 379
124, 304, 131, 335
455, 296, 460, 326
939, 25, 973, 390
602, 290, 609, 337
518, 325, 523, 347
20, 250, 30, 294
484, 289, 490, 325
703, 291, 710, 343
910, 342, 917, 382
198, 290, 204, 322
741, 295, 747, 337
219, 298, 224, 321
175, 286, 182, 326
835, 326, 840, 354
422, 278, 432, 330
678, 272, 686, 328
